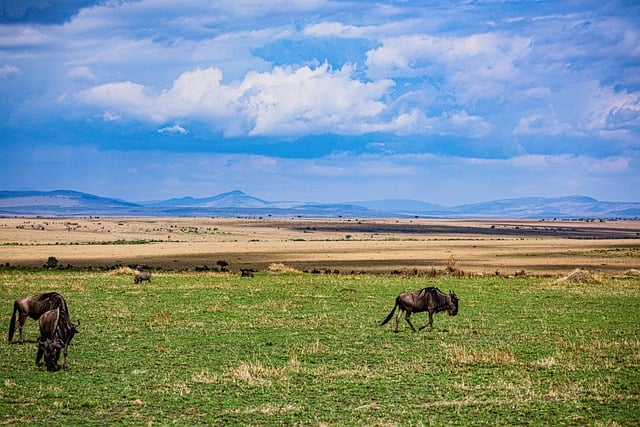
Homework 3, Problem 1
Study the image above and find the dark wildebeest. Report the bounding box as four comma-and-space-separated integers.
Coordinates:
8, 292, 68, 344
134, 272, 151, 284
36, 307, 79, 371
381, 287, 459, 332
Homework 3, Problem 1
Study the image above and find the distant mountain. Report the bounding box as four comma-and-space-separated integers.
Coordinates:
142, 190, 271, 209
452, 196, 640, 218
0, 190, 142, 216
0, 190, 638, 218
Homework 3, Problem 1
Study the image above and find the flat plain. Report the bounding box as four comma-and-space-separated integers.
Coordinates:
0, 217, 639, 275
0, 217, 639, 425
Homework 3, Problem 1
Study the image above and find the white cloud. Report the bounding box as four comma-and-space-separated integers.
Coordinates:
584, 86, 640, 136
239, 63, 393, 136
365, 32, 531, 83
514, 113, 577, 136
78, 64, 396, 136
356, 109, 492, 137
158, 124, 188, 135
102, 111, 121, 122
303, 22, 368, 38
0, 64, 20, 79
78, 67, 238, 124
67, 66, 97, 82
78, 62, 501, 139
0, 27, 47, 47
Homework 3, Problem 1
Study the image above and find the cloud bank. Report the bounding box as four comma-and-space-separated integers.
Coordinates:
1, 0, 638, 203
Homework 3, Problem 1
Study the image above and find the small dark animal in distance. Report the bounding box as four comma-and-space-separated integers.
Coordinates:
37, 307, 79, 372
8, 292, 68, 344
381, 287, 459, 332
134, 273, 151, 284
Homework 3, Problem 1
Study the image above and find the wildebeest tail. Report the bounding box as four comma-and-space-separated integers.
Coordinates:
8, 301, 18, 343
381, 302, 398, 326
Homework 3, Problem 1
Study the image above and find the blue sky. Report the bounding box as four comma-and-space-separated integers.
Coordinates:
1, 0, 639, 205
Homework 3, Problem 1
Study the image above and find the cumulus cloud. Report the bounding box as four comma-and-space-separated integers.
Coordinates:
239, 63, 393, 136
78, 63, 397, 137
77, 62, 505, 139
78, 68, 237, 124
365, 33, 530, 87
584, 86, 640, 136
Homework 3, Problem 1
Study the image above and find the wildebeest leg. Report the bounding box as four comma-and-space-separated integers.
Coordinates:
418, 311, 434, 331
420, 311, 433, 331
62, 344, 68, 370
18, 312, 28, 344
394, 309, 405, 332
404, 312, 418, 332
36, 341, 44, 366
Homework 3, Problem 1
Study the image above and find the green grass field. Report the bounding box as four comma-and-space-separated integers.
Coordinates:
1, 270, 638, 426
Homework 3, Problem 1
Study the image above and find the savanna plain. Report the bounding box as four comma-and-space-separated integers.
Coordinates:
0, 217, 639, 425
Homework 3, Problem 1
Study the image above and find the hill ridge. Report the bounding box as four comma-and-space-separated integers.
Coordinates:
0, 189, 638, 218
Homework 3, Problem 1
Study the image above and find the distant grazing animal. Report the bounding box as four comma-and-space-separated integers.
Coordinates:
36, 307, 79, 371
134, 273, 151, 284
381, 287, 459, 332
8, 292, 68, 344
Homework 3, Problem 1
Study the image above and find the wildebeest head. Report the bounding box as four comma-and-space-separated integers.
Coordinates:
39, 339, 62, 371
38, 320, 80, 372
447, 290, 459, 316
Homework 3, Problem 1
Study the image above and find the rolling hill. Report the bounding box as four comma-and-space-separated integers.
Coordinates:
0, 189, 638, 218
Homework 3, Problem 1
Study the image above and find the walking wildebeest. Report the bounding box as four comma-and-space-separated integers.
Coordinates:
134, 272, 151, 284
8, 292, 68, 344
381, 287, 459, 332
36, 307, 79, 371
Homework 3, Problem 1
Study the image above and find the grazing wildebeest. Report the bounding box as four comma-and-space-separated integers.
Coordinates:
8, 292, 68, 344
36, 307, 79, 372
134, 272, 151, 284
381, 287, 459, 332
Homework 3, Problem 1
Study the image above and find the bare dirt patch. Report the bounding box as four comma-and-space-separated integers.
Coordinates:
0, 217, 638, 276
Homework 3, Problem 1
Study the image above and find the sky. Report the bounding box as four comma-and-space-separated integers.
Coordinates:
1, 0, 639, 206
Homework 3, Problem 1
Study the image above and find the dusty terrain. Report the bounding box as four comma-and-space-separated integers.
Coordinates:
0, 217, 638, 276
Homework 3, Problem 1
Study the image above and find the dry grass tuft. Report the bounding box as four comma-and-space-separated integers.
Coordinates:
192, 369, 218, 384
105, 266, 139, 276
556, 268, 601, 284
622, 269, 640, 277
227, 404, 300, 415
225, 356, 301, 386
444, 254, 465, 277
267, 263, 301, 274
445, 344, 516, 367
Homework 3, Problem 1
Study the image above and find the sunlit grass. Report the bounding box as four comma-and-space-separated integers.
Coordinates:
0, 270, 638, 425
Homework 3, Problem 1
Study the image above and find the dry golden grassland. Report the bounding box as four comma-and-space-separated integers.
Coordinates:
0, 217, 639, 276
